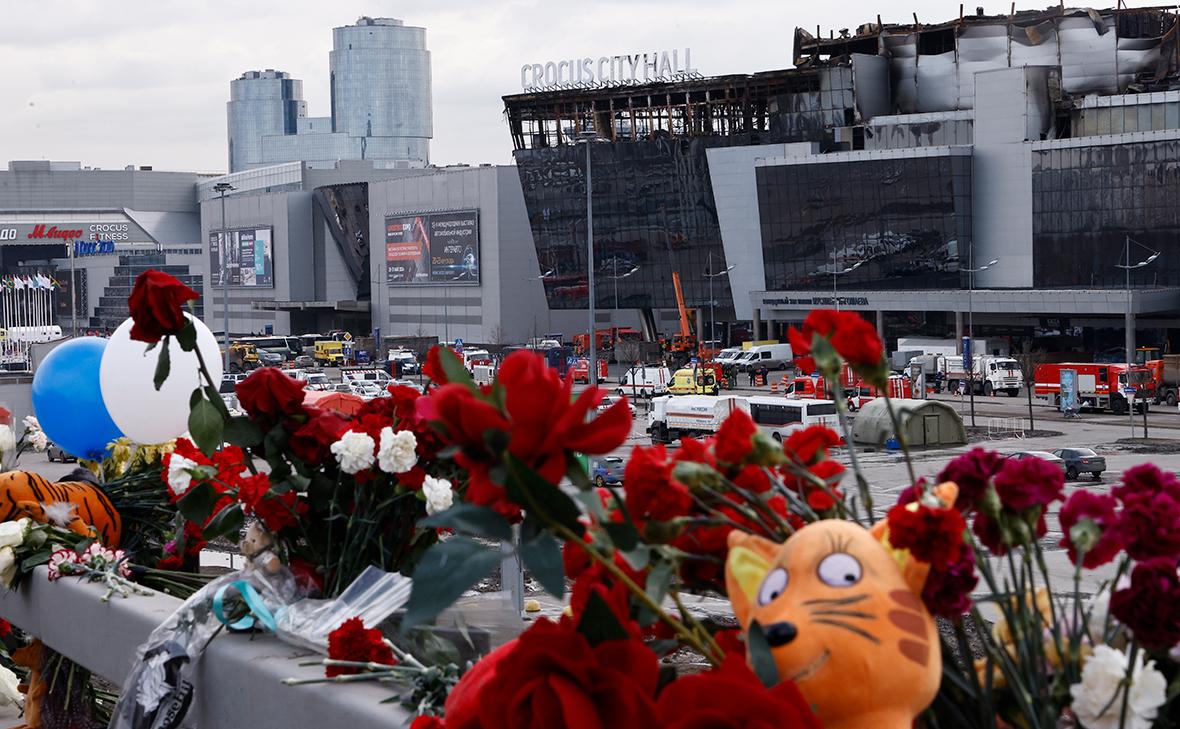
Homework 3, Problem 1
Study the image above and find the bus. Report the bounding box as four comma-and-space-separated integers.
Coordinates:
236, 335, 302, 360
746, 396, 839, 442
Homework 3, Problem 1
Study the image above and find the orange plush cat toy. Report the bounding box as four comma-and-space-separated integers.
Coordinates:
725, 485, 957, 729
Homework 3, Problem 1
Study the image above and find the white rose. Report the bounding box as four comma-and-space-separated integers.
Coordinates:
21, 415, 38, 432
0, 425, 14, 454
0, 519, 29, 550
330, 430, 376, 475
0, 547, 17, 589
0, 663, 21, 707
422, 475, 454, 515
166, 454, 198, 497
1070, 644, 1166, 729
28, 430, 48, 452
377, 428, 418, 475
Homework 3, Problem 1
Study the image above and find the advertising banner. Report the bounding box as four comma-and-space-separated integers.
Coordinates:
209, 228, 274, 288
385, 211, 479, 285
1059, 369, 1078, 413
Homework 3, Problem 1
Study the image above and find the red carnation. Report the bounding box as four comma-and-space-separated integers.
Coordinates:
921, 546, 978, 617
410, 717, 444, 729
993, 457, 1063, 512
127, 269, 199, 343
886, 502, 966, 565
655, 655, 821, 729
714, 409, 757, 465
783, 425, 841, 465
235, 472, 271, 513
235, 368, 307, 426
623, 444, 692, 526
1117, 488, 1180, 561
936, 448, 1005, 511
1058, 491, 1122, 568
788, 309, 884, 377
254, 491, 303, 532
1110, 557, 1180, 649
1113, 463, 1180, 502
326, 617, 396, 677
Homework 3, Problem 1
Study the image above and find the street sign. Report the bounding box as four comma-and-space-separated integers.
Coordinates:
962, 337, 972, 371
455, 338, 464, 349
1123, 387, 1137, 397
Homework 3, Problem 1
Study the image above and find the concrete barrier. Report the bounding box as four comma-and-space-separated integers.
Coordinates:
0, 567, 412, 728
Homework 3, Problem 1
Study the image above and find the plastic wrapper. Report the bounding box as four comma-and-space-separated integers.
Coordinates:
108, 562, 299, 729
274, 566, 412, 653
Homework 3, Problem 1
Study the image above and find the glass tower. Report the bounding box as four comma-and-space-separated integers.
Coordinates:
227, 70, 307, 172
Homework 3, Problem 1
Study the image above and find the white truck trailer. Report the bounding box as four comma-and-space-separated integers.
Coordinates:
648, 395, 750, 444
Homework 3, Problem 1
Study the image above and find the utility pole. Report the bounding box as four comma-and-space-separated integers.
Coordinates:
214, 182, 236, 371
580, 129, 598, 386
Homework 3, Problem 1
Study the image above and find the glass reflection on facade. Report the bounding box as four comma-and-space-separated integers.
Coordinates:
1032, 141, 1180, 288
515, 137, 759, 311
756, 154, 970, 291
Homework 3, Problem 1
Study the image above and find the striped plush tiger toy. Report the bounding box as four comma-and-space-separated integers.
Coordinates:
0, 471, 121, 547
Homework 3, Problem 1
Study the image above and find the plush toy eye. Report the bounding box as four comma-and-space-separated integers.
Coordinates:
817, 552, 862, 587
757, 568, 789, 606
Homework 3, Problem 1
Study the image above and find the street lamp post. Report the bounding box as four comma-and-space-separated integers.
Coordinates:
578, 129, 599, 385
964, 257, 999, 428
213, 182, 236, 371
704, 251, 735, 350
830, 252, 866, 312
1116, 236, 1161, 438
604, 261, 639, 313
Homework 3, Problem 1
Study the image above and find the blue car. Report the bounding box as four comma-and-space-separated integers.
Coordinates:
592, 455, 626, 487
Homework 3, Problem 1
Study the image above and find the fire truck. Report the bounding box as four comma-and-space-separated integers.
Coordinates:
1033, 362, 1153, 414
784, 366, 913, 411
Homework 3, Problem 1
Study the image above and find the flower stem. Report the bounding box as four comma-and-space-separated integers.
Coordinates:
881, 391, 919, 491
829, 376, 875, 523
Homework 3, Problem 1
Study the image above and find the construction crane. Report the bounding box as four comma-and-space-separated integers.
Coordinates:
668, 271, 697, 354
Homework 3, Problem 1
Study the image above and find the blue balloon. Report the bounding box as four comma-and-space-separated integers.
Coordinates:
32, 337, 124, 461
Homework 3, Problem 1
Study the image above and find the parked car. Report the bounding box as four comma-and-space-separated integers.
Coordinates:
46, 442, 76, 463
293, 355, 315, 368
255, 348, 286, 366
390, 378, 424, 393
592, 455, 626, 487
597, 394, 636, 417
1005, 450, 1067, 474
1051, 447, 1106, 481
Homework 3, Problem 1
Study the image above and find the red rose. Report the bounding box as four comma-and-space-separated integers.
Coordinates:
569, 565, 640, 636
714, 409, 757, 465
432, 384, 510, 454
713, 628, 746, 660
936, 448, 1005, 511
1058, 491, 1122, 568
326, 617, 396, 677
993, 457, 1063, 512
127, 269, 200, 343
289, 410, 351, 465
451, 618, 659, 729
886, 502, 966, 565
623, 444, 692, 526
656, 655, 821, 729
1110, 557, 1180, 649
410, 717, 444, 729
921, 546, 978, 617
236, 368, 307, 425
422, 346, 452, 385
1117, 489, 1180, 561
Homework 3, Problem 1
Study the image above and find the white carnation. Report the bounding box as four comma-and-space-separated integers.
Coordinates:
0, 663, 21, 707
377, 428, 418, 474
22, 415, 39, 432
166, 454, 198, 497
1070, 644, 1166, 729
28, 429, 48, 452
0, 519, 28, 550
330, 430, 376, 475
422, 475, 454, 515
0, 425, 14, 454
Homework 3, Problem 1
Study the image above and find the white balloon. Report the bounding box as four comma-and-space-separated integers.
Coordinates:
99, 314, 224, 445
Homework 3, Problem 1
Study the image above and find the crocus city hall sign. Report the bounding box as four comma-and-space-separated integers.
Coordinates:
520, 49, 698, 91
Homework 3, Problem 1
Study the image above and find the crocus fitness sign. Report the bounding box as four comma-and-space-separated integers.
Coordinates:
520, 48, 698, 91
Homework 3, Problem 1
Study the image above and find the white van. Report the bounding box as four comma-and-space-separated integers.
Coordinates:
747, 396, 839, 442
734, 344, 793, 372
713, 347, 744, 364
617, 366, 671, 398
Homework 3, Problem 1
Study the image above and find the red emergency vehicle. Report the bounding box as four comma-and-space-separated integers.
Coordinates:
1033, 362, 1153, 413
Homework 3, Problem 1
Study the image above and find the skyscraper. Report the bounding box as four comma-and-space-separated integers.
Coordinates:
226, 17, 432, 173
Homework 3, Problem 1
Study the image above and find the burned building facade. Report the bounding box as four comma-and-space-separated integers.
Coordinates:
505, 6, 1180, 353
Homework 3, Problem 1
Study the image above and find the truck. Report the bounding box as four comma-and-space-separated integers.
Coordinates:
896, 337, 1005, 358
648, 395, 749, 444
314, 340, 352, 366
1148, 355, 1180, 405
617, 366, 671, 398
1034, 362, 1153, 414
908, 354, 1024, 396
668, 367, 719, 395
226, 343, 260, 373
784, 369, 913, 411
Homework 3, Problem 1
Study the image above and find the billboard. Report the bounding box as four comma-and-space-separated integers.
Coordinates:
385, 211, 479, 285
209, 228, 274, 288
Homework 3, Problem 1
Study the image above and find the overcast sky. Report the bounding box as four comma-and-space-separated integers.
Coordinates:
0, 1, 1165, 172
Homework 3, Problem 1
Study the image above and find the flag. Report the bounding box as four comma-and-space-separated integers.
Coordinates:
12, 277, 23, 290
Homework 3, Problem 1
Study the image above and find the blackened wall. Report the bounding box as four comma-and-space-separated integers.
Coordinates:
756, 154, 970, 291
1032, 141, 1180, 288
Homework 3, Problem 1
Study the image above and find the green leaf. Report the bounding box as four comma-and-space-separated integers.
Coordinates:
645, 560, 674, 606
576, 590, 631, 646
518, 532, 564, 597
189, 387, 205, 410
188, 397, 224, 456
567, 459, 592, 491
20, 549, 52, 572
437, 347, 476, 390
401, 537, 500, 633
504, 454, 585, 535
223, 416, 263, 447
202, 503, 245, 541
603, 521, 640, 551
419, 503, 513, 542
747, 621, 781, 688
177, 482, 219, 525
573, 490, 609, 521
153, 336, 172, 391
175, 320, 198, 352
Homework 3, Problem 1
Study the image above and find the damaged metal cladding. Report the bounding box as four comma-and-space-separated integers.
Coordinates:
795, 6, 1180, 114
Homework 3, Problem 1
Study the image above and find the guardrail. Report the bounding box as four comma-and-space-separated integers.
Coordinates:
987, 417, 1028, 439
0, 567, 411, 728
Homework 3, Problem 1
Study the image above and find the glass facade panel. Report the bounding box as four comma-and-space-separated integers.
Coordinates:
756, 155, 969, 291
1033, 140, 1180, 287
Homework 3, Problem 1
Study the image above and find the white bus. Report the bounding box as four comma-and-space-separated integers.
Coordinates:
746, 396, 839, 442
